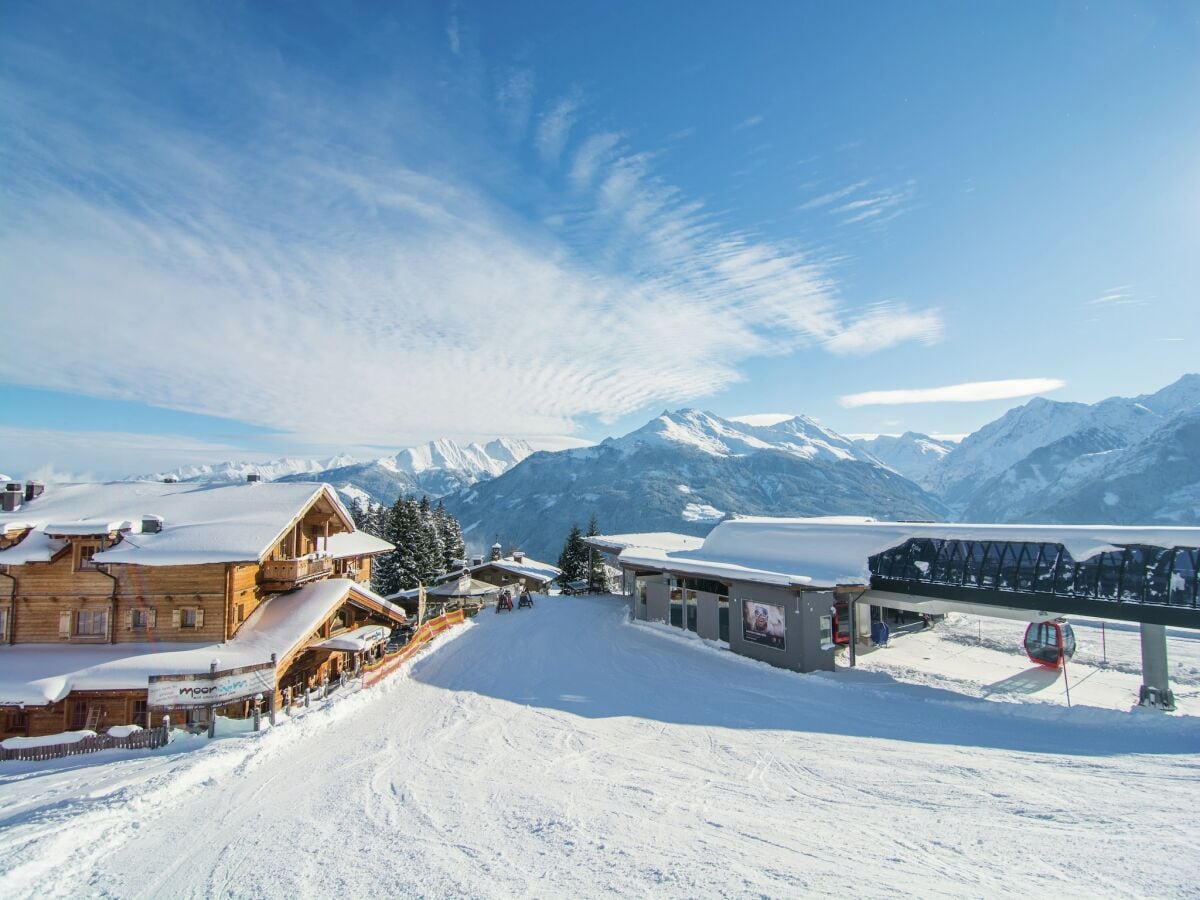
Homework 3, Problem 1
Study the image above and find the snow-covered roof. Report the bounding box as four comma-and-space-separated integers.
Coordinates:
0, 579, 404, 706
324, 530, 394, 559
0, 481, 356, 567
308, 624, 391, 653
584, 532, 707, 555
616, 517, 1200, 590
480, 555, 561, 583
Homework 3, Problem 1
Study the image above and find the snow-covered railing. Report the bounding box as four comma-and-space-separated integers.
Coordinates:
0, 724, 170, 763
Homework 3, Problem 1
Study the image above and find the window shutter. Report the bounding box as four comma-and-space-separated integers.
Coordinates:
148, 608, 157, 628
195, 607, 205, 628
59, 610, 73, 637
172, 608, 181, 629
125, 609, 133, 631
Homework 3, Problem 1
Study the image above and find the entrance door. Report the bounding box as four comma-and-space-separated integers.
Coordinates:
718, 597, 729, 642
685, 591, 698, 632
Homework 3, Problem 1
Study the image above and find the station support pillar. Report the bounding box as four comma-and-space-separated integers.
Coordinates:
1138, 623, 1176, 712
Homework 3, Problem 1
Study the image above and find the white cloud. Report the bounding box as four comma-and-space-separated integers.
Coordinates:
823, 304, 943, 355
834, 180, 916, 225
839, 378, 1067, 408
535, 95, 580, 164
1087, 285, 1146, 307
735, 115, 764, 130
569, 132, 622, 189
728, 413, 796, 427
799, 180, 869, 210
0, 25, 944, 467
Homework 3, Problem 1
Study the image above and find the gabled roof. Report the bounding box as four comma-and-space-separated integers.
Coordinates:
478, 556, 561, 583
0, 481, 357, 567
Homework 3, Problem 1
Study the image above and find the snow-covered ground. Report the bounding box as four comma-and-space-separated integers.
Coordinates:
1, 597, 1198, 898
856, 613, 1200, 715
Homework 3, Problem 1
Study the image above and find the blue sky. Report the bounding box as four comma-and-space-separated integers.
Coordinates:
1, 0, 1197, 477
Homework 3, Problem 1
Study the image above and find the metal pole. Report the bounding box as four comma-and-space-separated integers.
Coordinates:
847, 593, 857, 668
1061, 657, 1072, 708
1101, 622, 1107, 665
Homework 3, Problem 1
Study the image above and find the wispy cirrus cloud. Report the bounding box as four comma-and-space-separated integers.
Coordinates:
839, 378, 1066, 408
799, 180, 870, 210
535, 94, 581, 164
0, 8, 944, 464
735, 114, 764, 130
834, 179, 916, 224
1087, 285, 1147, 307
824, 303, 943, 355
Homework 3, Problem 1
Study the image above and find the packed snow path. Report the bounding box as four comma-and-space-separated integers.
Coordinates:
3, 597, 1199, 898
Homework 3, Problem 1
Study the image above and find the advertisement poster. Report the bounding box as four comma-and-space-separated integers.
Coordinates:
147, 662, 276, 708
742, 600, 786, 651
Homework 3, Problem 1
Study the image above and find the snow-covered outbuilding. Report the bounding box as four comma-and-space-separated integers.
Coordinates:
433, 550, 561, 595
0, 480, 401, 738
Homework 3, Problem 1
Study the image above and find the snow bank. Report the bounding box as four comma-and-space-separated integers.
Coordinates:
2, 730, 96, 749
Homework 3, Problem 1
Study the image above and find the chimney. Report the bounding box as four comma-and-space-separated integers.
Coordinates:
24, 481, 44, 502
0, 489, 21, 512
513, 550, 525, 563
141, 515, 164, 534
161, 475, 178, 484
471, 555, 484, 567
246, 473, 261, 483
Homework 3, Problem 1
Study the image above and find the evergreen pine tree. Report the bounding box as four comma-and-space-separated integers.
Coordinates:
556, 523, 588, 588
418, 496, 445, 583
348, 497, 365, 531
586, 514, 608, 592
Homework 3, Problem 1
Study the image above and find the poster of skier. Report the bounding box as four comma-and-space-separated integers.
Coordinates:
742, 600, 786, 650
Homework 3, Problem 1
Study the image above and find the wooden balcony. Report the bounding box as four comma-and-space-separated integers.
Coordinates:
261, 556, 334, 590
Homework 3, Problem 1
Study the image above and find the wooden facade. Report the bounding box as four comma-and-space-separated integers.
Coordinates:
0, 486, 396, 740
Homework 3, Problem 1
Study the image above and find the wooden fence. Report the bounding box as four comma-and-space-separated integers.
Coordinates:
0, 725, 171, 763
363, 608, 465, 688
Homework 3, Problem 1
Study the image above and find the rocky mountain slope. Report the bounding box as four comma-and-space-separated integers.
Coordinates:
442, 409, 947, 560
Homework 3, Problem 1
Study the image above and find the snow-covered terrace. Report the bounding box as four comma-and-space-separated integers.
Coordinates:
0, 481, 358, 566
611, 516, 1200, 591
0, 579, 405, 706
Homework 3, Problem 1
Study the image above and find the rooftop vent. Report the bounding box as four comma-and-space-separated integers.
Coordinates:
246, 473, 262, 483
512, 550, 525, 563
471, 555, 484, 567
24, 481, 44, 502
141, 515, 164, 534
0, 489, 21, 513
4, 482, 21, 493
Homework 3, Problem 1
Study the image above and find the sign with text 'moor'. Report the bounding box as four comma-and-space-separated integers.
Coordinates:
147, 662, 276, 708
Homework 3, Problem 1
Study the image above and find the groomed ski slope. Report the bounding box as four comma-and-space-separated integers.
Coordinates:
3, 596, 1199, 898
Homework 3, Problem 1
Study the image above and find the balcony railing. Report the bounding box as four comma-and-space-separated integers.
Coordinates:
261, 556, 334, 589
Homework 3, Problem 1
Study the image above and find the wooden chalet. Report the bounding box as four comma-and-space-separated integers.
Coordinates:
0, 479, 402, 739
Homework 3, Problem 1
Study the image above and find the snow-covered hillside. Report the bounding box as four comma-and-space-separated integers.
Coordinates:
854, 431, 957, 488
2, 597, 1197, 898
444, 410, 946, 559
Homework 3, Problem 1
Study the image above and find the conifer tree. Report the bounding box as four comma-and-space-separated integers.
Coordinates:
586, 514, 608, 592
348, 497, 365, 531
556, 523, 588, 588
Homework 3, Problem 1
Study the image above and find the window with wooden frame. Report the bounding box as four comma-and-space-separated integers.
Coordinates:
236, 602, 245, 623
132, 699, 148, 726
75, 541, 100, 572
126, 607, 156, 631
6, 710, 28, 733
69, 701, 88, 730
73, 608, 108, 637
0, 607, 8, 641
172, 606, 204, 629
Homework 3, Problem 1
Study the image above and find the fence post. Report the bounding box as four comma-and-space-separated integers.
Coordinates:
253, 693, 262, 732
304, 687, 310, 708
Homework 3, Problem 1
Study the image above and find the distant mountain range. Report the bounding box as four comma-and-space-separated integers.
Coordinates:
138, 438, 533, 508
441, 410, 949, 560
130, 373, 1200, 562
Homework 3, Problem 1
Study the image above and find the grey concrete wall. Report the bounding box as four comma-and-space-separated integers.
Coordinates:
695, 591, 720, 641
727, 585, 837, 673
645, 581, 670, 624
